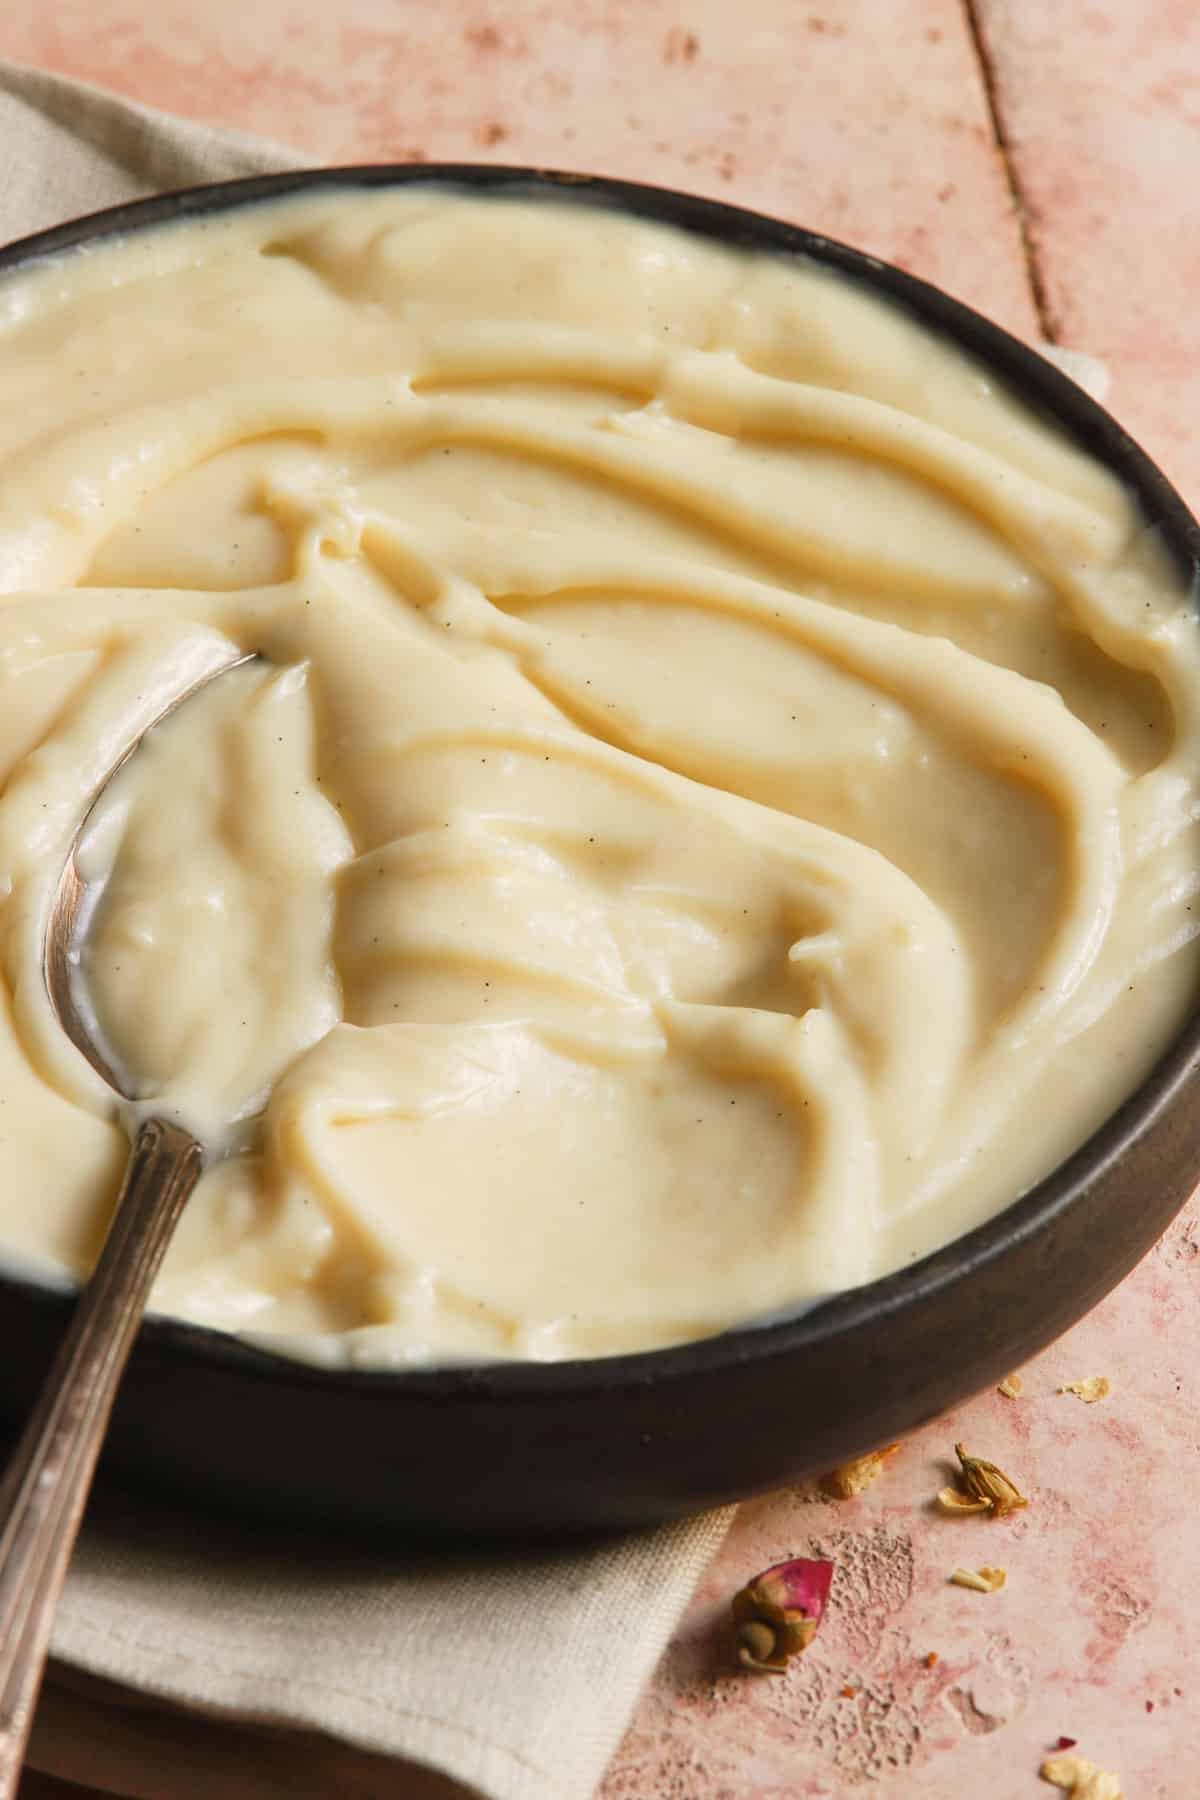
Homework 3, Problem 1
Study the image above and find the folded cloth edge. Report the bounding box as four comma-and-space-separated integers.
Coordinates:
43, 1494, 733, 1800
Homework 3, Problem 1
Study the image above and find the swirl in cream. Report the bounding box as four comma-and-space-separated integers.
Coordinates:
0, 189, 1196, 1363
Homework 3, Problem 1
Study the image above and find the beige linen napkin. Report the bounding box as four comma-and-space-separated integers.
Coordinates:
0, 59, 734, 1800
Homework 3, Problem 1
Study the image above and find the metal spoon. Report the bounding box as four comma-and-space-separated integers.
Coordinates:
0, 649, 254, 1791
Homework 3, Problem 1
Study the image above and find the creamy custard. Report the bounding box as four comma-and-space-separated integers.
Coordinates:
0, 187, 1196, 1365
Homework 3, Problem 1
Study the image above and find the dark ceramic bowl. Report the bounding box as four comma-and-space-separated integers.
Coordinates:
1, 167, 1198, 1538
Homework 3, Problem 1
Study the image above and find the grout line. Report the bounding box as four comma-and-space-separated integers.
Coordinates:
961, 0, 1058, 341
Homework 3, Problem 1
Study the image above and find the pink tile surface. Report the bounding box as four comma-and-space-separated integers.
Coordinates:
602, 1229, 1198, 1797
1, 2, 1198, 1796
973, 0, 1200, 507
0, 0, 1038, 330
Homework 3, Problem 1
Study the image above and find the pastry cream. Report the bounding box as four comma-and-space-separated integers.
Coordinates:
0, 187, 1196, 1364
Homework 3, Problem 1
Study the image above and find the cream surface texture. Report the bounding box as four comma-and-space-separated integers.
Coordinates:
0, 187, 1197, 1365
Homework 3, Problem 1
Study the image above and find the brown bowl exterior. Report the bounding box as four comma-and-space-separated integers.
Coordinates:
0, 166, 1197, 1537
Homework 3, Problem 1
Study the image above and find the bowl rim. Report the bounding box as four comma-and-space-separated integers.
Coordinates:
3, 160, 1198, 1401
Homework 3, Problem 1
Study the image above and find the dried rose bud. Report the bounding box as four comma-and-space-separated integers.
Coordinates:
1039, 1751, 1122, 1798
820, 1444, 900, 1499
955, 1443, 1029, 1518
731, 1557, 834, 1674
997, 1373, 1024, 1399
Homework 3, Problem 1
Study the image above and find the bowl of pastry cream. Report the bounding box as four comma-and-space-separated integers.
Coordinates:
0, 167, 1196, 1534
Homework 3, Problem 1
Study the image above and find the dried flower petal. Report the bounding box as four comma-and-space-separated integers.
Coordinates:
949, 1567, 991, 1592
1054, 1737, 1079, 1751
1059, 1377, 1110, 1405
820, 1444, 900, 1499
731, 1557, 834, 1674
924, 1651, 939, 1668
950, 1565, 1007, 1593
1039, 1751, 1122, 1797
955, 1443, 1029, 1517
998, 1373, 1024, 1399
936, 1486, 991, 1516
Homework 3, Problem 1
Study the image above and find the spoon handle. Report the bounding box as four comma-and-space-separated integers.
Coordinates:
0, 1116, 204, 1793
